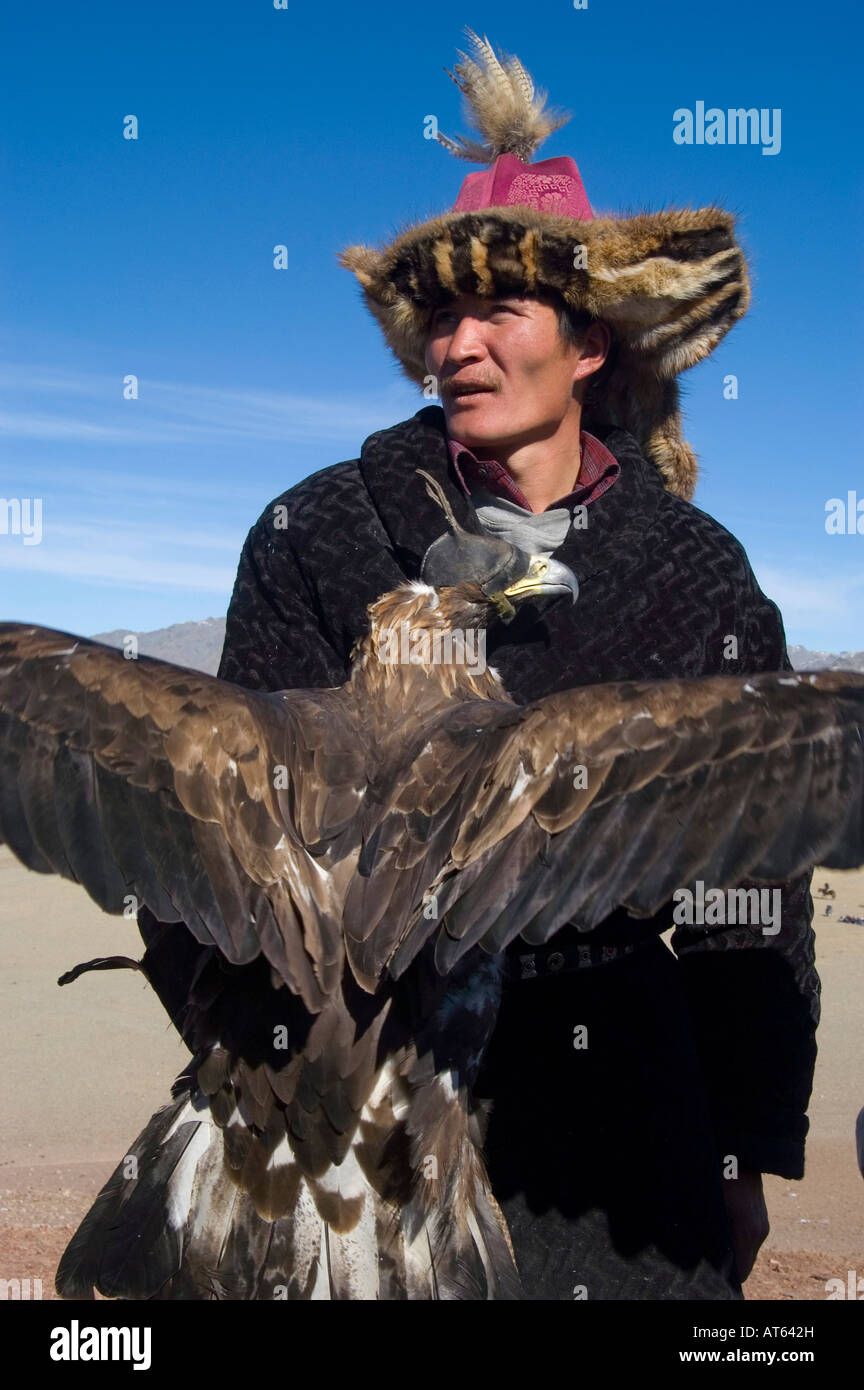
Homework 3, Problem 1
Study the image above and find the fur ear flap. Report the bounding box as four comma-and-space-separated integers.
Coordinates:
643, 409, 700, 503
338, 245, 383, 293
584, 369, 699, 501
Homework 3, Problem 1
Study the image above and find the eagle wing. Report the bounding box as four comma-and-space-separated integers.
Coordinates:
3, 622, 864, 994
0, 622, 368, 1010
341, 669, 864, 981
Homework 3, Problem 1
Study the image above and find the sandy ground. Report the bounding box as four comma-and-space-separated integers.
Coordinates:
1, 846, 863, 1301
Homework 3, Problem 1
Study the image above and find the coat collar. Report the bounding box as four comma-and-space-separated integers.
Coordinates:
358, 405, 669, 609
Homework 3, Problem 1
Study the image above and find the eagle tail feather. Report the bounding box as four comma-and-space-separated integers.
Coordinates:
412, 1161, 523, 1300
55, 1080, 522, 1299
55, 1094, 336, 1300
55, 1094, 202, 1299
397, 1068, 523, 1300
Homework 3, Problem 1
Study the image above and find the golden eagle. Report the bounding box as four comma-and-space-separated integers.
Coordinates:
1, 474, 863, 1299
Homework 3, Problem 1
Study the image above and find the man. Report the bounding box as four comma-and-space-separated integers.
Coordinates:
141, 33, 818, 1299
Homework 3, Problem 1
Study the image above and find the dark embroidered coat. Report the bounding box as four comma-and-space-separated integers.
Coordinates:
146, 405, 819, 1299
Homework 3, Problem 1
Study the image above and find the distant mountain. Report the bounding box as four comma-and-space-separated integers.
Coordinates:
89, 617, 863, 680
90, 617, 226, 675
788, 645, 864, 673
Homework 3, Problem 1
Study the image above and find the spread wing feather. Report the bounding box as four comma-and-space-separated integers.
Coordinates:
341, 671, 864, 982
0, 622, 368, 1010
2, 623, 864, 1001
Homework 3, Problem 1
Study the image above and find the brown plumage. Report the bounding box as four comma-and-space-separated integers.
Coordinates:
1, 508, 863, 1298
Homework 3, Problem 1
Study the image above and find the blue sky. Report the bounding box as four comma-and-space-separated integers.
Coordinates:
1, 0, 861, 650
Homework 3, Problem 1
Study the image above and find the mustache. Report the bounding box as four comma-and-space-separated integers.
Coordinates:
439, 376, 500, 398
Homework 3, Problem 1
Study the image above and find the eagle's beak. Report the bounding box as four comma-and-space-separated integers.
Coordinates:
500, 555, 579, 603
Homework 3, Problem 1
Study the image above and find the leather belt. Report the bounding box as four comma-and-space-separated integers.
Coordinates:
503, 936, 656, 982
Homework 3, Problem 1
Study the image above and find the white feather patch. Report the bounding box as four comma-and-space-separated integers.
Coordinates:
165, 1121, 213, 1231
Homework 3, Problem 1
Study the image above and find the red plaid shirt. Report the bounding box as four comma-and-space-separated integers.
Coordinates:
448, 431, 620, 513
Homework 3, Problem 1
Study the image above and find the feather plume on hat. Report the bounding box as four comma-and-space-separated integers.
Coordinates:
340, 30, 751, 501
435, 29, 569, 164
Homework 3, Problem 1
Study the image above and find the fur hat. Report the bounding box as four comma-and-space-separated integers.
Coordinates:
339, 31, 751, 500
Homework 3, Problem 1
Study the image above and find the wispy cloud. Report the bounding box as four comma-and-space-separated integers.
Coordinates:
0, 364, 417, 447
44, 520, 241, 553
0, 361, 417, 600
0, 539, 234, 593
3, 461, 267, 507
754, 564, 864, 637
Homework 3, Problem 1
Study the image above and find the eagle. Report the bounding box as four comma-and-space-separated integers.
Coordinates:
1, 472, 863, 1300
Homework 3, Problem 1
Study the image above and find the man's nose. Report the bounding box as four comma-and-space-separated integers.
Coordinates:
446, 317, 486, 362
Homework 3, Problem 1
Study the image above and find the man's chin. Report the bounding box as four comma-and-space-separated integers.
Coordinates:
443, 395, 509, 443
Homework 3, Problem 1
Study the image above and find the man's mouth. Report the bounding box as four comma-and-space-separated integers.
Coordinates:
445, 382, 496, 399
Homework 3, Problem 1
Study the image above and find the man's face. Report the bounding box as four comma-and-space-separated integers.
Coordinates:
424, 292, 605, 453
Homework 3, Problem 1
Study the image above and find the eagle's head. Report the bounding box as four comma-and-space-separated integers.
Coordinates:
420, 525, 578, 624
349, 471, 579, 706
417, 469, 579, 623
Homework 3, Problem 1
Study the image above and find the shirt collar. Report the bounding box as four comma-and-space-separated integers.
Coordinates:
447, 431, 620, 513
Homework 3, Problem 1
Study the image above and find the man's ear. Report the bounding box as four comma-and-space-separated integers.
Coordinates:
572, 320, 611, 384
